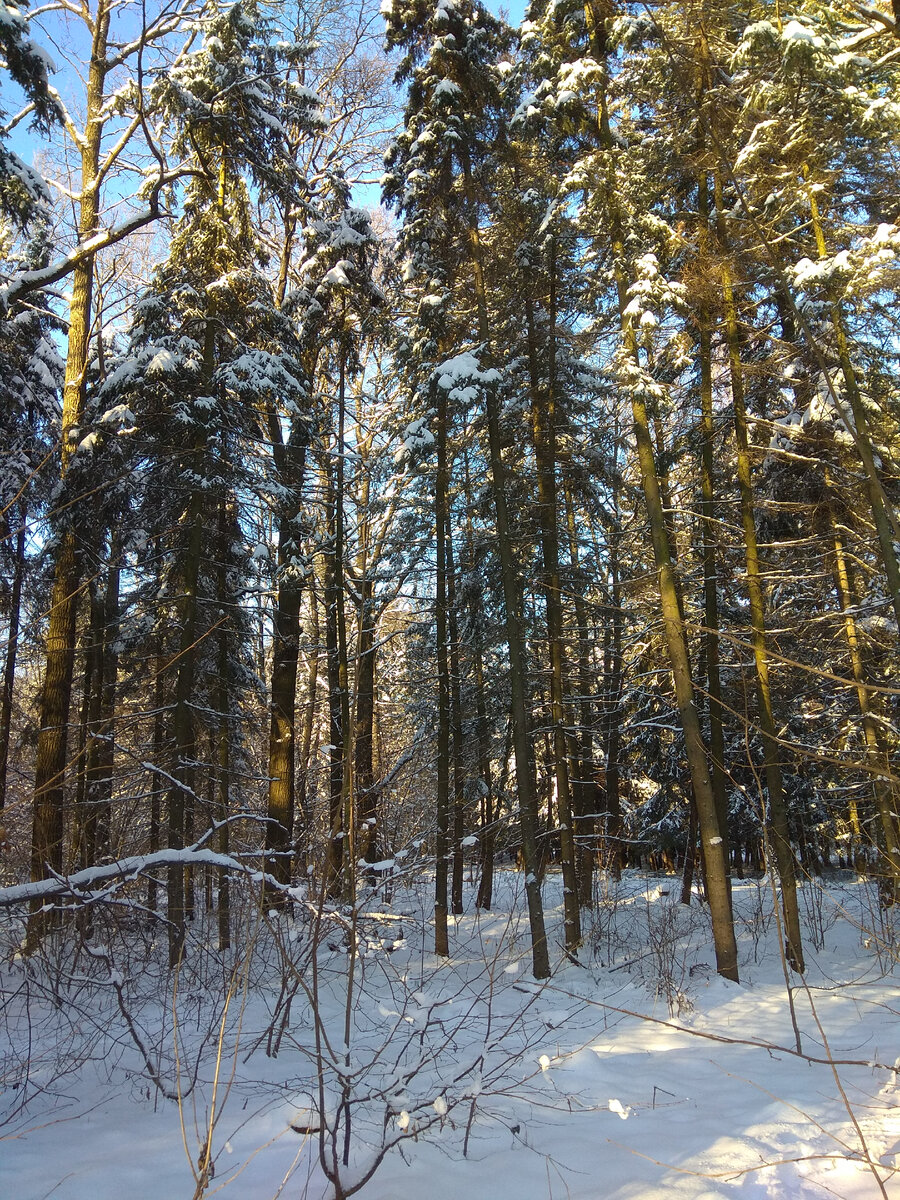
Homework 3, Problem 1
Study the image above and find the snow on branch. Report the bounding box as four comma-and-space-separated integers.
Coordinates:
0, 835, 290, 909
0, 196, 175, 307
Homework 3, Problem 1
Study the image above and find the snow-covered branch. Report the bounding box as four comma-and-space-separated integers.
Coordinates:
0, 198, 172, 306
0, 841, 289, 909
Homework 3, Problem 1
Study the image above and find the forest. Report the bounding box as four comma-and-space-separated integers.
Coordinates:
2, 0, 900, 1196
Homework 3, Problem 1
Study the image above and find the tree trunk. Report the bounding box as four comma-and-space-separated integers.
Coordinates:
460, 149, 549, 978
86, 534, 120, 866
216, 495, 231, 950
296, 590, 319, 877
265, 437, 306, 900
696, 179, 731, 882
462, 455, 496, 913
147, 644, 165, 917
321, 455, 344, 898
335, 344, 355, 906
524, 300, 581, 951
167, 490, 204, 966
0, 504, 26, 814
71, 580, 99, 873
830, 510, 900, 901
715, 178, 804, 973
601, 532, 624, 884
593, 114, 738, 976
445, 512, 466, 917
27, 0, 110, 948
355, 574, 378, 865
434, 375, 451, 956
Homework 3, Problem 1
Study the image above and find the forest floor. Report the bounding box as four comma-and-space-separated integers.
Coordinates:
3, 867, 900, 1199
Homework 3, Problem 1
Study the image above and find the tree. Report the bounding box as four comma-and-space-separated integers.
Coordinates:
101, 0, 317, 959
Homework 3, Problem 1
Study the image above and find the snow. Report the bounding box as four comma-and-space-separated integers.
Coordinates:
0, 4, 26, 32
4, 870, 900, 1199
782, 20, 824, 49
329, 211, 371, 249
435, 352, 502, 397
433, 79, 462, 100
322, 261, 352, 287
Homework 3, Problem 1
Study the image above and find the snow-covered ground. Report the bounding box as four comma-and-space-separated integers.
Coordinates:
3, 869, 899, 1198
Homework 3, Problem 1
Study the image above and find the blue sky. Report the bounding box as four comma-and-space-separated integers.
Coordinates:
6, 0, 532, 224
488, 0, 528, 23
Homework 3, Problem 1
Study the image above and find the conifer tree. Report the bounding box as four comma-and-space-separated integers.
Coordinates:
0, 0, 60, 225
0, 231, 62, 815
102, 0, 316, 959
384, 0, 552, 974
521, 0, 740, 979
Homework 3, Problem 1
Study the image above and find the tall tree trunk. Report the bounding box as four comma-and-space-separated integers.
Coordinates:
629, 381, 738, 979
262, 191, 309, 899
147, 643, 165, 917
0, 504, 26, 814
355, 574, 378, 865
265, 443, 307, 901
829, 509, 900, 901
715, 178, 804, 973
216, 495, 231, 950
296, 590, 320, 876
445, 511, 467, 917
28, 0, 110, 948
335, 343, 355, 906
524, 278, 581, 952
563, 481, 601, 892
167, 492, 204, 966
462, 455, 496, 913
597, 496, 624, 884
696, 178, 732, 882
71, 581, 99, 872
460, 149, 549, 978
321, 455, 344, 897
473, 654, 495, 912
166, 166, 226, 962
434, 375, 452, 956
580, 39, 737, 977
86, 533, 120, 866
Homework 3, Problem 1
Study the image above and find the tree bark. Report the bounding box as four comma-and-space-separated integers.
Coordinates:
434, 375, 451, 956
264, 442, 307, 901
696, 177, 731, 882
28, 0, 110, 948
445, 511, 467, 917
0, 504, 26, 814
215, 495, 231, 950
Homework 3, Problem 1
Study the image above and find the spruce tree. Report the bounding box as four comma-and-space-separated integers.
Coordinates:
102, 0, 316, 960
